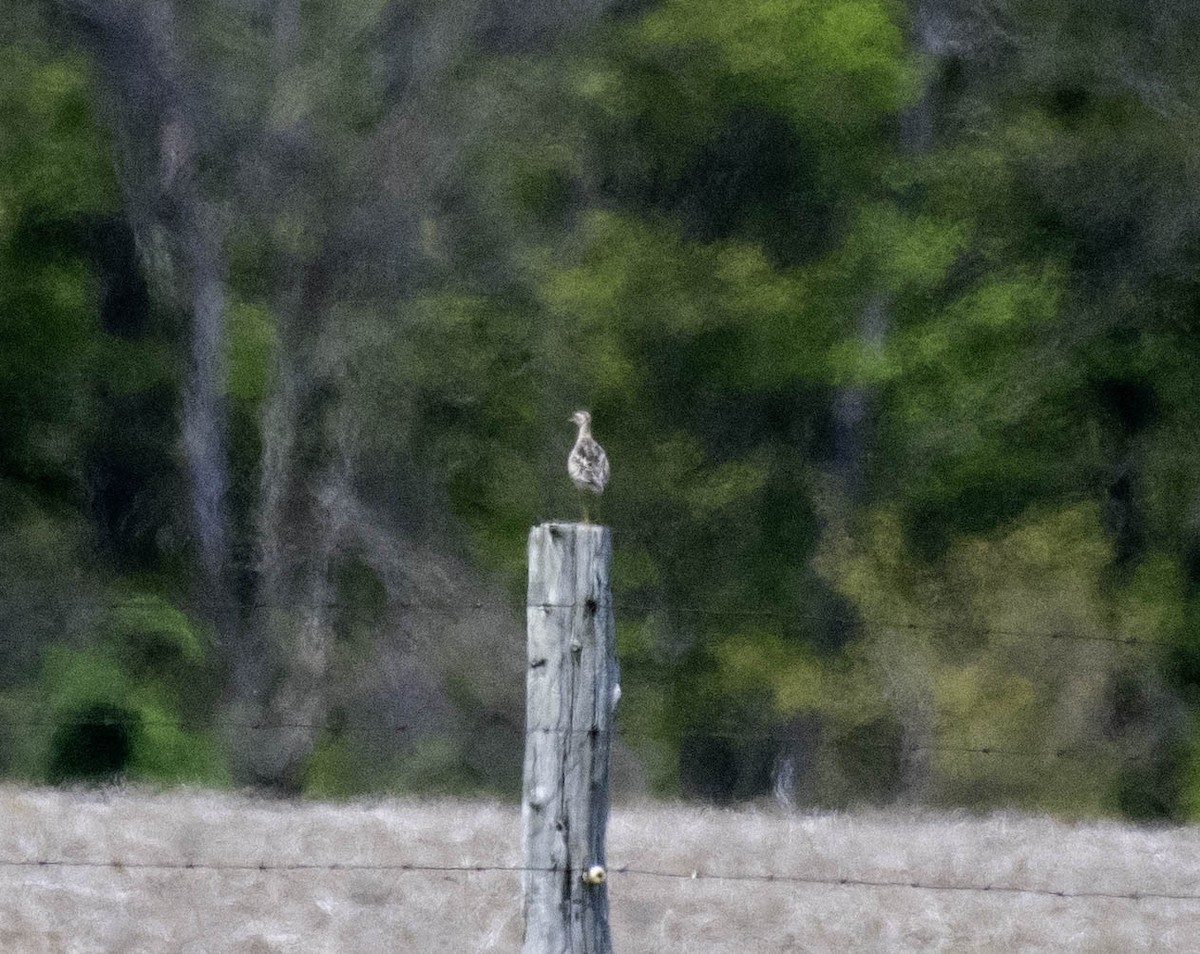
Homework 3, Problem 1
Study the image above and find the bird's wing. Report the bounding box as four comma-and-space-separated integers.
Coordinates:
570, 440, 610, 489
595, 447, 610, 485
579, 443, 604, 469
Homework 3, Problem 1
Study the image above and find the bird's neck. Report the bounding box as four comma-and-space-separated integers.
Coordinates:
576, 421, 592, 440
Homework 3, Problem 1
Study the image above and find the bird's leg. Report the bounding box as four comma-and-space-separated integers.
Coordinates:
579, 488, 590, 524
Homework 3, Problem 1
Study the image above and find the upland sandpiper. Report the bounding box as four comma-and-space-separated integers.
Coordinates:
568, 410, 609, 523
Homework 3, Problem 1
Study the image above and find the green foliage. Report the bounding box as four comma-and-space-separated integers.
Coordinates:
0, 25, 117, 486
3, 0, 1200, 816
0, 571, 226, 786
1176, 723, 1200, 821
112, 0, 1200, 815
303, 733, 484, 799
104, 594, 207, 666
21, 641, 227, 786
714, 629, 824, 714
634, 0, 916, 137
302, 734, 372, 799
0, 40, 116, 217
390, 735, 484, 795
226, 300, 277, 404
812, 505, 1186, 812
540, 212, 828, 391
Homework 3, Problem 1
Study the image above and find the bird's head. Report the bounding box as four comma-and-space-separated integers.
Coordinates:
570, 410, 592, 429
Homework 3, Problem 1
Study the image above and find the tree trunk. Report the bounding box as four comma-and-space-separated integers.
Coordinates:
60, 0, 232, 608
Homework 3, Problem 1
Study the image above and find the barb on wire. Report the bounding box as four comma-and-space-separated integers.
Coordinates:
671, 729, 1159, 765
99, 599, 502, 617
4, 855, 1197, 904
41, 596, 1167, 649
2, 857, 536, 874
612, 865, 1200, 902
612, 602, 1168, 648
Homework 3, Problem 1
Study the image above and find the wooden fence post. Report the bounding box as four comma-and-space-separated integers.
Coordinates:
522, 522, 619, 954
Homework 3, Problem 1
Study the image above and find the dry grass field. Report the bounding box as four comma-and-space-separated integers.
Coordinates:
2, 784, 1199, 952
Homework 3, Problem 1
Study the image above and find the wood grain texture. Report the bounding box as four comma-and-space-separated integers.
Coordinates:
522, 522, 619, 954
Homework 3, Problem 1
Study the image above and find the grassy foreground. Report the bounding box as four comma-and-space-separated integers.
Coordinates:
1, 785, 1198, 952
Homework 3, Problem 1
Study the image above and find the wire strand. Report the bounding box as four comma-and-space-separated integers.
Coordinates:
20, 598, 1173, 649
611, 865, 1200, 902
0, 709, 1159, 771
4, 855, 1197, 903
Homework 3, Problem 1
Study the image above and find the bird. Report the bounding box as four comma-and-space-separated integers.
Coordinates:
568, 410, 609, 523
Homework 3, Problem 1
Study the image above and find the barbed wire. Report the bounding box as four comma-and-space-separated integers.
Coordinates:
1, 592, 1178, 784
672, 732, 1162, 765
543, 603, 1169, 648
0, 706, 1160, 770
4, 854, 1198, 903
0, 857, 526, 874
611, 865, 1200, 902
12, 597, 1173, 649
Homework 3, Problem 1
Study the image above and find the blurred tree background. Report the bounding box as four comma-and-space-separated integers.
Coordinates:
3, 0, 1200, 819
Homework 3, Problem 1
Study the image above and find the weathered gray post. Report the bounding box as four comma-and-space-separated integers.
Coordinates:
522, 522, 619, 954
